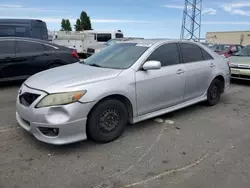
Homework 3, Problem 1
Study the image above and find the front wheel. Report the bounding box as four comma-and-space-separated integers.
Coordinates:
206, 79, 222, 106
87, 99, 128, 143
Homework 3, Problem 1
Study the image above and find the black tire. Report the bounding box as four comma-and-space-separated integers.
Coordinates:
206, 79, 222, 106
87, 99, 128, 143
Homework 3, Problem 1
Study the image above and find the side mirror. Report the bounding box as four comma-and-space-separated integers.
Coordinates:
142, 61, 161, 71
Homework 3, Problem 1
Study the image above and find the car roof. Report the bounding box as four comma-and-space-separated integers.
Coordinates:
0, 37, 48, 42
0, 19, 44, 23
122, 39, 202, 46
0, 37, 67, 49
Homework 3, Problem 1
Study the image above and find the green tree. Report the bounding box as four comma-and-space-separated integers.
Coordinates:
61, 19, 72, 31
80, 11, 92, 30
65, 19, 72, 31
60, 19, 66, 31
86, 16, 92, 30
75, 19, 81, 31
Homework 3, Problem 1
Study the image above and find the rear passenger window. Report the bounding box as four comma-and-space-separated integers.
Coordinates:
17, 41, 45, 53
201, 48, 213, 60
180, 43, 203, 63
146, 43, 180, 67
0, 40, 15, 55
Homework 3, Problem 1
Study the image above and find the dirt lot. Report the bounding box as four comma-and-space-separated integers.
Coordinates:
0, 80, 250, 188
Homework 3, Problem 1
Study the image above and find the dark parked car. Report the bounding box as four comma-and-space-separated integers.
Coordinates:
0, 37, 79, 82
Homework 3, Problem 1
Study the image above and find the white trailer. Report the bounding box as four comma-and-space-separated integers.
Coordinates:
52, 30, 124, 55
52, 31, 96, 54
84, 30, 124, 44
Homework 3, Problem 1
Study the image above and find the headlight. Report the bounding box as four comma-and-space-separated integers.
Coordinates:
230, 63, 236, 67
36, 91, 86, 108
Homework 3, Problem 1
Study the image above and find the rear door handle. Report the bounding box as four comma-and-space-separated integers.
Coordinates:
43, 53, 49, 56
176, 69, 185, 74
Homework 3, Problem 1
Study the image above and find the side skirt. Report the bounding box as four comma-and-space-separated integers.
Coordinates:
132, 95, 207, 124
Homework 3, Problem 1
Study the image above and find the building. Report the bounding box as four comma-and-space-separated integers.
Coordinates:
206, 31, 250, 46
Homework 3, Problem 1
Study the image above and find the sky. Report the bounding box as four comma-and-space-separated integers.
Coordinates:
0, 0, 250, 39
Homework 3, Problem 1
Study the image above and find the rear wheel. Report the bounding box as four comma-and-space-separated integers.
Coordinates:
206, 79, 222, 106
87, 99, 128, 143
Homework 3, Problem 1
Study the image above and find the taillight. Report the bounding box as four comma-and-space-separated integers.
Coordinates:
72, 50, 79, 58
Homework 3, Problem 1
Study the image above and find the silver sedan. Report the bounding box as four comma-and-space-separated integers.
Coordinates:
16, 39, 231, 145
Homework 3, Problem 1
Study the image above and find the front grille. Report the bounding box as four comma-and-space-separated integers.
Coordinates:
231, 74, 250, 80
231, 67, 250, 70
19, 93, 40, 107
87, 48, 95, 54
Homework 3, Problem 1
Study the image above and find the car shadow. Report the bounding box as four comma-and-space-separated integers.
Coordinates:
231, 79, 250, 86
33, 102, 209, 154
23, 130, 99, 153
0, 80, 24, 89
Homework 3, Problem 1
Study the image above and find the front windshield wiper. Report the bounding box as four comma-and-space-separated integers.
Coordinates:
88, 63, 103, 68
80, 61, 103, 67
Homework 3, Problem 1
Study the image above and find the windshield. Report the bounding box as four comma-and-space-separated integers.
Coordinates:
105, 39, 120, 46
82, 43, 148, 69
211, 44, 230, 52
234, 46, 250, 56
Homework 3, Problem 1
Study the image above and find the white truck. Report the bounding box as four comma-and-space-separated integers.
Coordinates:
52, 30, 124, 55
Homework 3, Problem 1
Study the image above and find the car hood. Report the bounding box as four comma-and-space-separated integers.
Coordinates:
25, 63, 123, 93
229, 56, 250, 65
88, 44, 106, 50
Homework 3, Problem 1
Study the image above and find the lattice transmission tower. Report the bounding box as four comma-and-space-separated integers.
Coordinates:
180, 0, 202, 41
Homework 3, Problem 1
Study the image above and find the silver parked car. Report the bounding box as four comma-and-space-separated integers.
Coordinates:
16, 40, 231, 145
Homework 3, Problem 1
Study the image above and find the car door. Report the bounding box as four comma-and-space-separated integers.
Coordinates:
135, 43, 186, 116
16, 40, 52, 76
0, 39, 19, 80
179, 42, 214, 102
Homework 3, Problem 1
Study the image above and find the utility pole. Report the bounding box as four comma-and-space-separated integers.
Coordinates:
180, 0, 202, 41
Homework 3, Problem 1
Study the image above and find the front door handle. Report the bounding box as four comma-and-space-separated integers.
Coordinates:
210, 63, 215, 68
176, 69, 185, 74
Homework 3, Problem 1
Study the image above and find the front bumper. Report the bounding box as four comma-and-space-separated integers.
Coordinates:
231, 68, 250, 80
16, 84, 95, 145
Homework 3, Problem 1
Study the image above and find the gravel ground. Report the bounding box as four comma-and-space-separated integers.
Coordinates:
0, 80, 250, 188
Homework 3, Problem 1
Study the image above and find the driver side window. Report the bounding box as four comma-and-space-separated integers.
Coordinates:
146, 43, 180, 67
